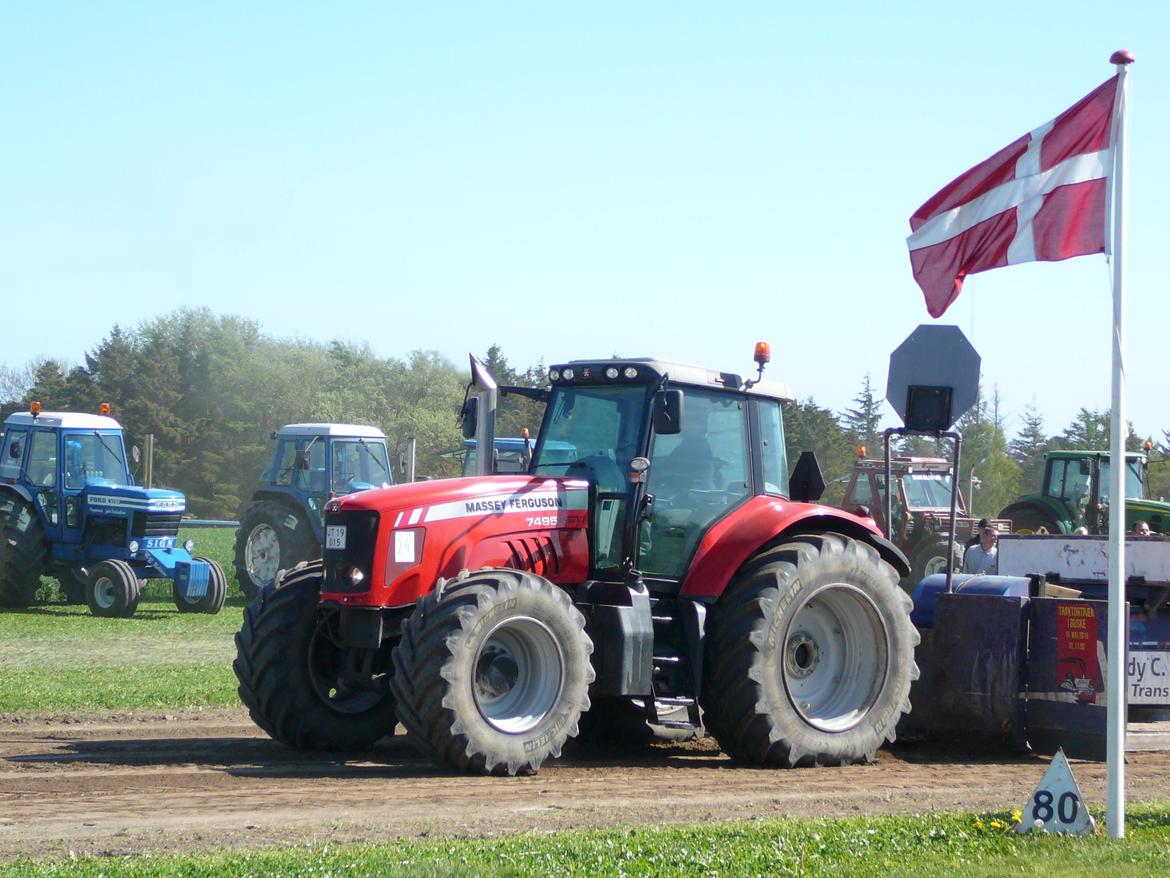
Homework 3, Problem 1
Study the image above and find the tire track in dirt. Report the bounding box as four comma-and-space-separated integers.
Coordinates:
3, 710, 1170, 859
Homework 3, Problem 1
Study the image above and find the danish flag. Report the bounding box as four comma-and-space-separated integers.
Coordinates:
907, 76, 1120, 318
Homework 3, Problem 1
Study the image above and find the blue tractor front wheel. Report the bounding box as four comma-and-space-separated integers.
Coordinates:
173, 558, 227, 614
86, 560, 141, 618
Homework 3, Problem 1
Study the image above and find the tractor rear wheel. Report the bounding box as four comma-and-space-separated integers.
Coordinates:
391, 569, 594, 775
234, 501, 318, 601
85, 560, 142, 618
908, 536, 963, 588
57, 567, 88, 604
999, 504, 1062, 535
233, 561, 398, 750
0, 496, 48, 609
173, 558, 227, 614
701, 533, 918, 767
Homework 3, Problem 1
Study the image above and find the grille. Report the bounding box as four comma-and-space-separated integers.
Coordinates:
323, 509, 380, 593
131, 511, 183, 538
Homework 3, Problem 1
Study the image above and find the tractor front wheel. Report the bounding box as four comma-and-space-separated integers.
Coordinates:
86, 560, 142, 618
391, 569, 594, 775
173, 558, 227, 614
0, 496, 48, 609
702, 533, 918, 767
233, 562, 398, 750
234, 501, 318, 601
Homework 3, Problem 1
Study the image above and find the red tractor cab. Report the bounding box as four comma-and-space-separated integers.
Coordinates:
235, 349, 918, 775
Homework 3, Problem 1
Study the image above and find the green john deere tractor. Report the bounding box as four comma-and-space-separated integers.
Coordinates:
999, 449, 1170, 535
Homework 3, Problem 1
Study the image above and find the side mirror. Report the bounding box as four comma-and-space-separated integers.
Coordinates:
131, 445, 141, 465
789, 451, 826, 503
652, 389, 684, 436
8, 442, 20, 459
460, 397, 478, 439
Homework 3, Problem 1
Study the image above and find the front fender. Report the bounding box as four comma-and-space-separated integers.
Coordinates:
0, 484, 36, 507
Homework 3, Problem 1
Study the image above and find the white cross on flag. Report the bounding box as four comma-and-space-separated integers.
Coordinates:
907, 75, 1120, 317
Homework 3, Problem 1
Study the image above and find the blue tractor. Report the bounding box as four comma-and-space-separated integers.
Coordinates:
234, 423, 393, 600
0, 405, 226, 617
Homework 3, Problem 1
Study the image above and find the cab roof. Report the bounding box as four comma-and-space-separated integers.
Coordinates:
277, 423, 386, 439
4, 412, 123, 431
551, 357, 794, 402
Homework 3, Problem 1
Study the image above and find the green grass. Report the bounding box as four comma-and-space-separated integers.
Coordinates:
4, 806, 1170, 877
0, 528, 245, 712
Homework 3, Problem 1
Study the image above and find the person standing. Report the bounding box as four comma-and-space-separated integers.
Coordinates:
962, 525, 999, 574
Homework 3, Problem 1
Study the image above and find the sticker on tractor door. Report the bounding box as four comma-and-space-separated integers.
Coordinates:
1129, 652, 1170, 704
325, 525, 347, 550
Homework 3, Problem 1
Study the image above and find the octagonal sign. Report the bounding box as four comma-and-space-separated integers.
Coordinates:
886, 325, 980, 432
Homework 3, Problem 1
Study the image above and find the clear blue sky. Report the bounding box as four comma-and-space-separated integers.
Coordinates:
3, 3, 1167, 439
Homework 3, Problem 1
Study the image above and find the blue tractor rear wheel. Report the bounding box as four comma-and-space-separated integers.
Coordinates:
0, 496, 48, 609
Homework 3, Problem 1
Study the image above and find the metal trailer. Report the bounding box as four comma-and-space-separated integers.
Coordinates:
905, 532, 1170, 757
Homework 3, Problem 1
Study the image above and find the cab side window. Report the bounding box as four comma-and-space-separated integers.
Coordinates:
26, 431, 57, 487
0, 430, 28, 480
758, 400, 789, 497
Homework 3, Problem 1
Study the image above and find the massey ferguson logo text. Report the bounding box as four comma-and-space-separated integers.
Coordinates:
465, 495, 564, 514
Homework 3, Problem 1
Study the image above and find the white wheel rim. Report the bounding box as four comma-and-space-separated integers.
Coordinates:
923, 554, 950, 576
474, 616, 564, 735
245, 524, 280, 585
93, 576, 116, 610
783, 584, 889, 733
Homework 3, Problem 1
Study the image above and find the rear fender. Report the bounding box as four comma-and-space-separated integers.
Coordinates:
678, 496, 908, 600
0, 484, 36, 508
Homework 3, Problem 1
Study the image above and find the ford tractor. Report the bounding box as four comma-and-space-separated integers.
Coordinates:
0, 405, 226, 617
999, 449, 1170, 535
235, 424, 393, 600
840, 454, 1010, 588
234, 347, 919, 774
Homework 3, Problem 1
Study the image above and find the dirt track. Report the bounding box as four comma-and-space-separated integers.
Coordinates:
4, 710, 1170, 860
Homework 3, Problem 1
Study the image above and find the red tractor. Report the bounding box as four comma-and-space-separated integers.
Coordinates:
234, 348, 919, 775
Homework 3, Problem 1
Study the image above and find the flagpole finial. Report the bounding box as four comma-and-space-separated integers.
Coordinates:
1110, 49, 1135, 66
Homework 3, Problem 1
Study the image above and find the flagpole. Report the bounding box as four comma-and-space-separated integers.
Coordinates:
1106, 48, 1133, 841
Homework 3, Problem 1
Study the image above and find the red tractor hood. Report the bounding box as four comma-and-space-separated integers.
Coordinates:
323, 475, 592, 608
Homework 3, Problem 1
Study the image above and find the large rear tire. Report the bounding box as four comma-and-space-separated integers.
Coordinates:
233, 561, 397, 750
0, 496, 47, 609
1000, 503, 1063, 535
701, 533, 918, 767
234, 501, 318, 601
173, 558, 227, 614
391, 569, 594, 775
907, 536, 963, 588
85, 560, 141, 618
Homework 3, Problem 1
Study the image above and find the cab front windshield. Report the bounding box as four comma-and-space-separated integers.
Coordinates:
64, 432, 130, 489
1098, 457, 1145, 501
331, 439, 392, 492
532, 385, 648, 494
900, 472, 953, 509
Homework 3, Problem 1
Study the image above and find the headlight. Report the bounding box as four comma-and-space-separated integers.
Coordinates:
548, 368, 560, 382
346, 566, 366, 586
562, 368, 575, 381
128, 540, 140, 553
183, 539, 195, 552
605, 366, 619, 379
623, 366, 638, 379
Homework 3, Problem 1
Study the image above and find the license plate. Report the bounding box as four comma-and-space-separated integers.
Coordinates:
1128, 651, 1170, 704
325, 525, 347, 550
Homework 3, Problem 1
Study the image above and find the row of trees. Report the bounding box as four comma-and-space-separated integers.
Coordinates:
2, 308, 1168, 518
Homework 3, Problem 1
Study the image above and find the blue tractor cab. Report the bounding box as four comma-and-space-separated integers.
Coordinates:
452, 437, 578, 477
0, 406, 226, 616
234, 423, 393, 600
